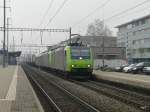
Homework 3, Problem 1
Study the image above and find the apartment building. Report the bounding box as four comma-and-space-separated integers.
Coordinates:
116, 15, 150, 63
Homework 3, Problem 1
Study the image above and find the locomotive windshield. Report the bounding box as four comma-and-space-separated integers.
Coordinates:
71, 48, 90, 59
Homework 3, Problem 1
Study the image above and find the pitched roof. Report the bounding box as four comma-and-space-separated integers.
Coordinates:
115, 14, 150, 28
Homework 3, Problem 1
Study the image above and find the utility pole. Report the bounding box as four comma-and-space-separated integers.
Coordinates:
7, 18, 9, 66
102, 36, 104, 67
39, 31, 42, 56
13, 36, 15, 51
69, 27, 71, 45
102, 6, 105, 68
3, 0, 6, 68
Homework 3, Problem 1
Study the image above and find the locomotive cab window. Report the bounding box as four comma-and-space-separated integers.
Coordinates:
71, 47, 90, 59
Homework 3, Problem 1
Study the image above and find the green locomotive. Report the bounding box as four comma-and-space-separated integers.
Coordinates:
35, 45, 93, 78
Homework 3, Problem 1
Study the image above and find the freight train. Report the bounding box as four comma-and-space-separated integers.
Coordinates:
35, 44, 93, 79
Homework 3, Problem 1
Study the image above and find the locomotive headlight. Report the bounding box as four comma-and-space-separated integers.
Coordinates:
72, 65, 75, 67
79, 57, 82, 60
88, 65, 91, 67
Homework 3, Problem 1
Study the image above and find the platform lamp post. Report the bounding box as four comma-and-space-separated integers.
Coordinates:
6, 18, 10, 66
3, 0, 6, 68
102, 36, 105, 67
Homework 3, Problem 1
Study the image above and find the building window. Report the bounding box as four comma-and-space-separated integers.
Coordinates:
145, 27, 150, 32
133, 40, 135, 45
134, 21, 139, 26
127, 24, 132, 29
144, 38, 150, 43
141, 29, 145, 33
147, 48, 150, 52
141, 19, 145, 24
132, 49, 136, 54
132, 39, 145, 45
138, 48, 144, 54
133, 32, 136, 36
127, 52, 131, 56
133, 31, 139, 36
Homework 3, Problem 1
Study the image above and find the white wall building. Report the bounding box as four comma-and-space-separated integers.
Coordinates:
116, 15, 150, 63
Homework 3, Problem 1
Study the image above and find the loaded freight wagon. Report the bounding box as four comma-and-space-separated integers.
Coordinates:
35, 45, 93, 79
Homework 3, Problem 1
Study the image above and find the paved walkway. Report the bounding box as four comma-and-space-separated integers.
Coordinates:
94, 70, 150, 89
11, 66, 43, 112
0, 65, 43, 112
0, 66, 17, 99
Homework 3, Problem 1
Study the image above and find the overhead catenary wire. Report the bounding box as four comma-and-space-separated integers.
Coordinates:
38, 0, 54, 28
72, 0, 150, 28
105, 0, 150, 22
72, 0, 111, 28
44, 0, 69, 28
107, 4, 150, 23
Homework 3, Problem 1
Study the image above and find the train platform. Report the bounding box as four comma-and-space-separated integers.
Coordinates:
93, 70, 150, 90
0, 65, 44, 112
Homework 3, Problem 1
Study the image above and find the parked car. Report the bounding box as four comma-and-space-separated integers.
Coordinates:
115, 64, 129, 72
123, 64, 136, 73
131, 62, 150, 74
143, 67, 150, 75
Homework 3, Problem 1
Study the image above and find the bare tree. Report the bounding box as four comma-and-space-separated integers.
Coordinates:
86, 19, 112, 36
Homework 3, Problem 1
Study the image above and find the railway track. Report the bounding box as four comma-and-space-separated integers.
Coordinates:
71, 80, 150, 112
22, 65, 100, 112
39, 66, 150, 111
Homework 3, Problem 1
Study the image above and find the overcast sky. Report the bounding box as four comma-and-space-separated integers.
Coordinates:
0, 0, 150, 52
